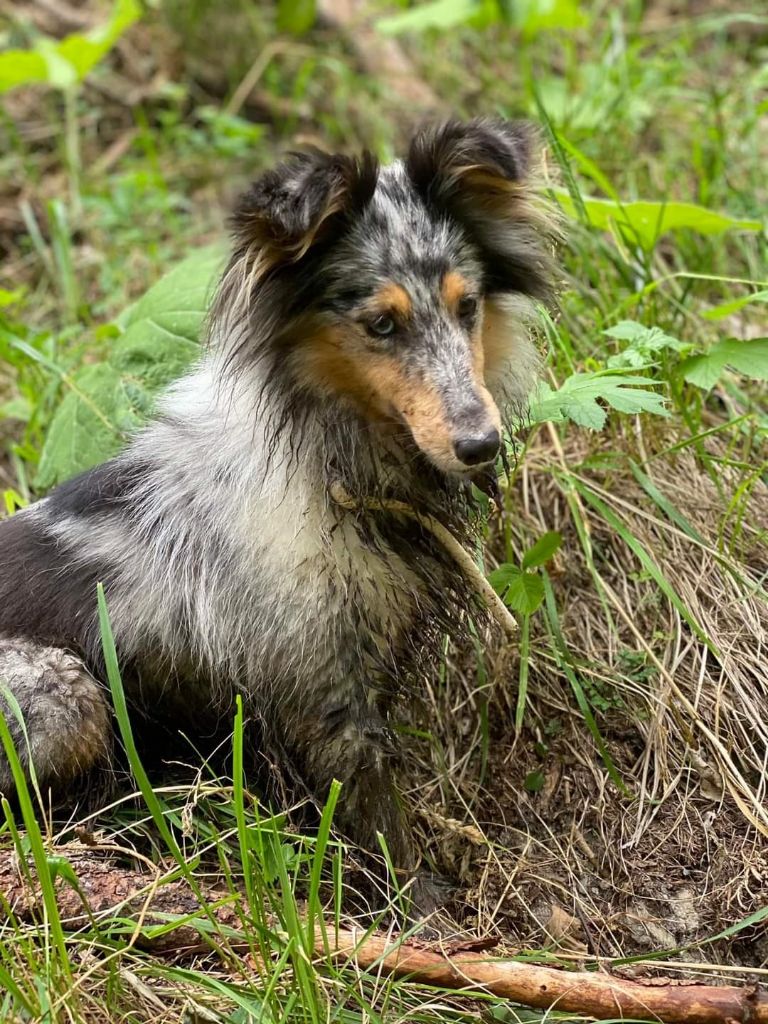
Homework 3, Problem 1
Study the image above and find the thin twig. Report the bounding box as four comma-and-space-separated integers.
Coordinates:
329, 483, 517, 638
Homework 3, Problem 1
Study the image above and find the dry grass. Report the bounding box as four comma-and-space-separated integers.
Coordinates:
407, 419, 768, 967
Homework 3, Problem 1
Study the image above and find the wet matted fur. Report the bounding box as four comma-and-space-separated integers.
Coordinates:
0, 118, 558, 884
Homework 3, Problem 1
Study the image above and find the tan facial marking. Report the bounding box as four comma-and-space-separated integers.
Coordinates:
441, 270, 470, 314
362, 358, 457, 464
298, 318, 502, 471
464, 303, 502, 433
481, 297, 531, 379
371, 282, 412, 319
297, 325, 459, 466
483, 296, 528, 376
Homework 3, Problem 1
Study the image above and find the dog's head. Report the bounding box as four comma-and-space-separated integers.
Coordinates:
220, 118, 557, 476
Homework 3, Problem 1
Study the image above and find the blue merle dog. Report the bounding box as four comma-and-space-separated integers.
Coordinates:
0, 119, 556, 885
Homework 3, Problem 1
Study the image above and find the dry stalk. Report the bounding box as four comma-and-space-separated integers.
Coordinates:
329, 482, 518, 639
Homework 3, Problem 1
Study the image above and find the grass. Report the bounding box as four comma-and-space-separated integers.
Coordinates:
1, 0, 768, 1020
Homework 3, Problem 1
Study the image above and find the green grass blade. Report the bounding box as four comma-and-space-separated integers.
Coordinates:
0, 709, 73, 988
542, 575, 629, 796
514, 613, 531, 732
306, 778, 341, 956
628, 460, 705, 543
572, 481, 719, 656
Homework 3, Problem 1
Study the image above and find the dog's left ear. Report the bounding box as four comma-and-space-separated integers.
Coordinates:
407, 117, 532, 199
232, 148, 379, 265
406, 118, 555, 299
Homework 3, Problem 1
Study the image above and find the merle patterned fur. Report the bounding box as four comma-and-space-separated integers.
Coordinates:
0, 119, 557, 887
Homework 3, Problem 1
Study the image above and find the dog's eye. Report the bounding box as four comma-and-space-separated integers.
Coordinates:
367, 315, 397, 338
458, 296, 478, 322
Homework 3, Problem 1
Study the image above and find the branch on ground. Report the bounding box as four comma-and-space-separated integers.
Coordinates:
3, 847, 766, 1024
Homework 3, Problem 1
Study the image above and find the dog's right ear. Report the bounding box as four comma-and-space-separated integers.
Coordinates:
231, 148, 379, 264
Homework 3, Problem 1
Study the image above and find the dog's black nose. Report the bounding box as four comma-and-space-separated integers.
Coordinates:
454, 429, 500, 467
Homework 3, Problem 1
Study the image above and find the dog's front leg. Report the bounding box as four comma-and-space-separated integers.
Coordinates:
282, 692, 415, 874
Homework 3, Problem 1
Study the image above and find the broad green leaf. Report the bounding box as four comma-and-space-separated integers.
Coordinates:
530, 371, 669, 430
488, 563, 522, 594
114, 244, 223, 389
377, 0, 581, 34
37, 246, 224, 487
680, 338, 768, 390
57, 0, 141, 81
0, 396, 31, 422
524, 769, 545, 793
503, 571, 545, 615
0, 288, 24, 308
511, 0, 585, 37
679, 353, 725, 391
0, 0, 140, 94
36, 363, 144, 488
522, 531, 562, 569
0, 50, 48, 93
277, 0, 317, 34
37, 38, 77, 89
118, 244, 224, 331
553, 188, 761, 249
703, 289, 768, 321
490, 565, 545, 615
377, 0, 479, 34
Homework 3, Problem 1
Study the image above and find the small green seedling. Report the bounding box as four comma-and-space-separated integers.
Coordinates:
489, 531, 562, 730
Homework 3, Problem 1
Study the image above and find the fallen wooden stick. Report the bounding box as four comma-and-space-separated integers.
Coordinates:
4, 842, 767, 1023
325, 926, 768, 1024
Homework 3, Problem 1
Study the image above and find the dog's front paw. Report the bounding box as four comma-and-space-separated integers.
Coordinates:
403, 872, 458, 937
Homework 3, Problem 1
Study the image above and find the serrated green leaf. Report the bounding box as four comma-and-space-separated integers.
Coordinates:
565, 396, 607, 429
604, 321, 689, 370
681, 338, 768, 389
488, 563, 523, 594
491, 562, 546, 617
522, 531, 562, 569
553, 188, 762, 249
602, 320, 651, 343
529, 371, 669, 430
717, 338, 768, 379
679, 353, 724, 390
